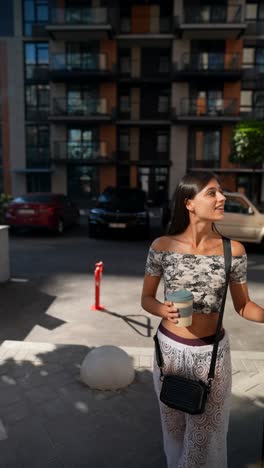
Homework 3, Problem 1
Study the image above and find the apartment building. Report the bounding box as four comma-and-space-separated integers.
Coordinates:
0, 0, 264, 208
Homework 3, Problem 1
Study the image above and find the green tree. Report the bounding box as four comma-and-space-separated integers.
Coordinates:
230, 120, 264, 165
0, 193, 12, 224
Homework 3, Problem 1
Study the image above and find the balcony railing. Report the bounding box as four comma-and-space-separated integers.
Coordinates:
24, 22, 49, 37
50, 7, 109, 25
119, 59, 171, 80
26, 106, 49, 121
25, 64, 49, 81
240, 106, 264, 120
51, 98, 112, 119
177, 98, 239, 117
246, 20, 264, 35
183, 4, 242, 23
26, 146, 50, 166
50, 53, 112, 73
52, 141, 113, 162
119, 15, 173, 33
175, 52, 240, 72
188, 159, 220, 169
118, 107, 170, 120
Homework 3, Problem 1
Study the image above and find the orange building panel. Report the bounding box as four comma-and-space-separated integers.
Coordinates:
130, 166, 137, 187
100, 166, 116, 193
99, 125, 116, 158
131, 6, 150, 33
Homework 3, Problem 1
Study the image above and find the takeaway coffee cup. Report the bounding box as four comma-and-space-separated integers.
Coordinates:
166, 289, 194, 327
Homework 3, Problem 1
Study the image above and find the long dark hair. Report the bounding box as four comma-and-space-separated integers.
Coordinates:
167, 171, 222, 236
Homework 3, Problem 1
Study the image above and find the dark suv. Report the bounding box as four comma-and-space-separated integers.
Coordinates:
88, 187, 149, 238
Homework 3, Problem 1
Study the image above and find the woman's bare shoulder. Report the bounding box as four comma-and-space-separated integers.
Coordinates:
230, 240, 246, 256
151, 236, 173, 251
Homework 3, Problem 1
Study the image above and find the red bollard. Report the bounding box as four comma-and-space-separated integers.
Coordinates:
90, 261, 105, 310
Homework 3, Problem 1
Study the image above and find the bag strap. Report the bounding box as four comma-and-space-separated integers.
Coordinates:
208, 237, 231, 380
154, 237, 231, 384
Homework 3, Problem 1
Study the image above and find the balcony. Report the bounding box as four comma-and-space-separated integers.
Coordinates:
26, 106, 49, 122
240, 106, 264, 121
175, 4, 246, 39
172, 98, 241, 124
246, 20, 264, 37
26, 146, 50, 167
49, 98, 115, 124
25, 64, 49, 82
46, 7, 112, 40
49, 53, 116, 82
118, 60, 172, 83
117, 150, 169, 164
173, 52, 241, 81
52, 141, 115, 164
242, 67, 264, 90
188, 159, 221, 169
24, 21, 48, 38
117, 106, 171, 126
116, 15, 175, 45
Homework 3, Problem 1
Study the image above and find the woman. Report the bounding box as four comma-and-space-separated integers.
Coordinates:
141, 172, 264, 468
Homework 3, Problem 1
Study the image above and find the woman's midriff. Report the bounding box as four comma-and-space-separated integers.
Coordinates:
161, 312, 221, 339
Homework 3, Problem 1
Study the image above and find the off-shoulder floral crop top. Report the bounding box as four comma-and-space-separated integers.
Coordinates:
145, 248, 247, 314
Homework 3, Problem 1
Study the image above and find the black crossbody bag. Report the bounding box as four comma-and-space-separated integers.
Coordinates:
153, 237, 231, 415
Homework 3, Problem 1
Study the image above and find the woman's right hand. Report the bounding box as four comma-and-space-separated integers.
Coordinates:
163, 301, 180, 324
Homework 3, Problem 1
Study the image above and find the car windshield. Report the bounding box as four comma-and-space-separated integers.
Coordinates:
13, 195, 54, 204
97, 189, 146, 211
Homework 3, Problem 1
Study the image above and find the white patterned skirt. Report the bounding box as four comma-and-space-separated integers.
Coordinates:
153, 326, 232, 468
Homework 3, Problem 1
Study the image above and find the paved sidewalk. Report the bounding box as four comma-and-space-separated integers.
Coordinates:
0, 340, 263, 468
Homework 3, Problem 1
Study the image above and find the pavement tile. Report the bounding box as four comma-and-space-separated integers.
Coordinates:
1, 400, 31, 426
8, 416, 59, 468
0, 438, 22, 466
24, 385, 60, 405
0, 384, 24, 408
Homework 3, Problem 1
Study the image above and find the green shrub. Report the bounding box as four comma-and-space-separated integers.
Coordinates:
0, 193, 12, 224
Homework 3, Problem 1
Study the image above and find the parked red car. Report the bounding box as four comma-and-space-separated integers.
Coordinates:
5, 193, 79, 234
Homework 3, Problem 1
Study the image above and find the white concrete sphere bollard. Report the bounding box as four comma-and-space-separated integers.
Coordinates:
80, 345, 135, 390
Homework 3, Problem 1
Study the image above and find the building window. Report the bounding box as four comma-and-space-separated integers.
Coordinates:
66, 128, 99, 160
243, 47, 255, 68
157, 132, 168, 153
26, 84, 49, 120
24, 42, 49, 80
66, 43, 99, 70
119, 131, 130, 152
159, 56, 170, 73
119, 95, 130, 114
67, 166, 99, 202
26, 124, 49, 166
23, 0, 49, 36
246, 3, 258, 21
27, 173, 51, 192
120, 56, 131, 74
189, 129, 221, 168
158, 95, 169, 114
138, 167, 169, 206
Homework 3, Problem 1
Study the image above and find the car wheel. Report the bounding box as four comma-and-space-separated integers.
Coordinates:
57, 219, 65, 234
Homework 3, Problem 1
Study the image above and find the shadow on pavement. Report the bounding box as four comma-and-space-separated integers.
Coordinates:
228, 394, 264, 468
0, 281, 65, 342
102, 310, 153, 337
0, 345, 165, 468
0, 344, 262, 467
